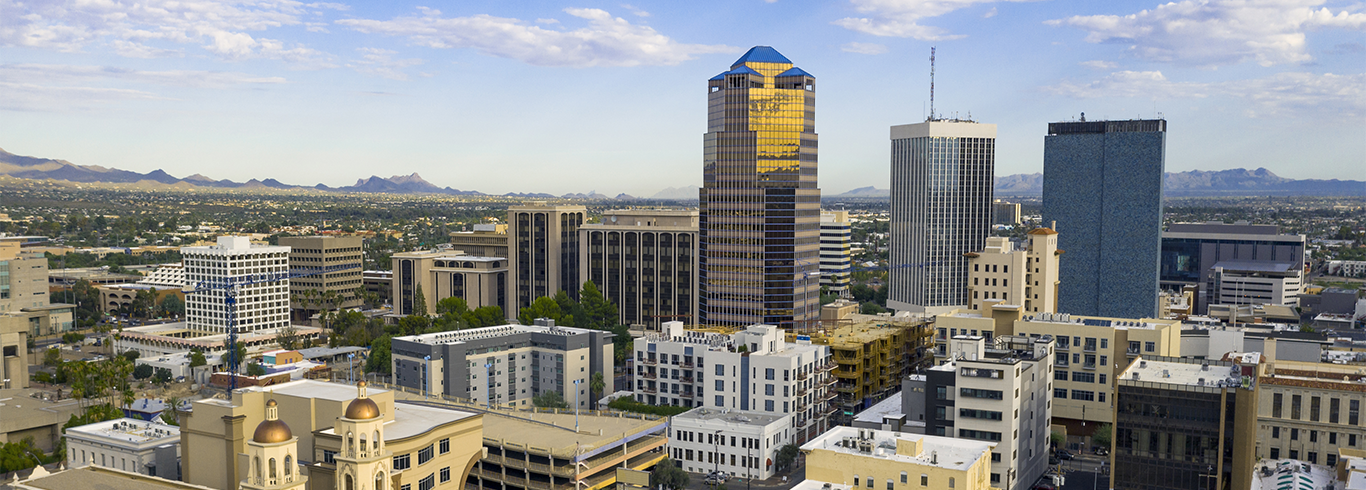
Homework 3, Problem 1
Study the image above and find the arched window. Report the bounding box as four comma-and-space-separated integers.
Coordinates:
345, 474, 354, 490
253, 456, 262, 484
374, 430, 381, 451
268, 457, 277, 480
948, 477, 955, 488
359, 433, 368, 456
284, 455, 293, 479
375, 471, 386, 490
347, 431, 354, 454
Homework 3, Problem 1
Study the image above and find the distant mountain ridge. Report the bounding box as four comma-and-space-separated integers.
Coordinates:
992, 168, 1365, 196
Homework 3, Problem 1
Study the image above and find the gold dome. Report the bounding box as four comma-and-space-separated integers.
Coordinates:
345, 397, 380, 420
253, 419, 293, 444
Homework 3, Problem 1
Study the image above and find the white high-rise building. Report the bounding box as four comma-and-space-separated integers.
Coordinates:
181, 236, 291, 334
633, 322, 835, 444
888, 120, 996, 314
819, 211, 852, 297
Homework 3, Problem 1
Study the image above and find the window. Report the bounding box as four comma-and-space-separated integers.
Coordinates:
765, 400, 774, 411
958, 429, 1002, 442
1071, 390, 1095, 401
1100, 339, 1108, 349
1144, 342, 1155, 352
1353, 400, 1361, 425
1332, 433, 1339, 445
440, 467, 451, 483
1311, 431, 1319, 443
936, 387, 948, 400
323, 450, 336, 464
1332, 398, 1341, 424
854, 476, 860, 486
1270, 448, 1280, 459
959, 408, 1004, 420
901, 472, 907, 484
1272, 427, 1281, 438
1072, 372, 1096, 383
948, 478, 955, 488
1054, 388, 1068, 399
1273, 393, 1283, 418
1055, 370, 1068, 381
1291, 428, 1300, 440
394, 454, 411, 470
716, 395, 724, 407
419, 473, 435, 490
765, 384, 774, 396
439, 438, 450, 454
1099, 374, 1107, 385
1309, 452, 1318, 464
716, 380, 724, 391
959, 388, 1003, 400
1292, 395, 1302, 420
765, 368, 774, 380
419, 445, 434, 464
716, 364, 724, 376
1312, 397, 1322, 422
921, 475, 928, 486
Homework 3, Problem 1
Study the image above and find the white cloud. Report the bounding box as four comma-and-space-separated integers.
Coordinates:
833, 0, 1038, 39
336, 7, 735, 67
841, 42, 889, 54
1045, 70, 1365, 119
0, 0, 332, 64
1080, 60, 1117, 70
347, 48, 425, 80
1047, 0, 1366, 67
620, 4, 651, 17
983, 7, 997, 18
0, 63, 286, 111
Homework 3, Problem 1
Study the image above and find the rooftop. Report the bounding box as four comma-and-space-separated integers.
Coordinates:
10, 465, 215, 490
673, 407, 788, 427
733, 46, 791, 66
65, 417, 179, 446
1022, 311, 1166, 330
1249, 459, 1335, 490
479, 406, 667, 461
851, 394, 917, 428
1121, 356, 1241, 388
801, 426, 992, 472
395, 322, 602, 346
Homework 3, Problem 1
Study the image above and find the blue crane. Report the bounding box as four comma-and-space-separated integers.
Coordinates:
183, 262, 361, 389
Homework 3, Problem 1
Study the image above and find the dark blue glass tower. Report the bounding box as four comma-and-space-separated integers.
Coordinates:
1043, 119, 1167, 319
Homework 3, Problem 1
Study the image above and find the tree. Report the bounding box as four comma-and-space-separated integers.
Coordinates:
43, 347, 62, 366
188, 350, 207, 369
277, 324, 301, 351
1050, 430, 1064, 448
412, 285, 430, 317
158, 294, 184, 318
1091, 423, 1112, 449
121, 350, 139, 362
590, 372, 606, 408
161, 396, 182, 426
860, 302, 887, 315
153, 367, 173, 384
774, 444, 800, 472
133, 364, 154, 380
578, 281, 618, 330
532, 391, 569, 409
650, 458, 690, 490
518, 296, 564, 325
62, 332, 86, 345
229, 341, 248, 373
246, 363, 267, 377
366, 336, 392, 374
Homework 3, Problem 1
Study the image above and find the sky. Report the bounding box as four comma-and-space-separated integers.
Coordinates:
1, 0, 1363, 196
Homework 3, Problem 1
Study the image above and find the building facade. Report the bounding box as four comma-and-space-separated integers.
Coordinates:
1256, 358, 1366, 467
449, 224, 509, 258
391, 250, 507, 317
699, 46, 821, 327
181, 236, 291, 334
912, 335, 1054, 490
507, 203, 586, 312
888, 120, 996, 314
389, 320, 613, 408
65, 418, 180, 478
668, 408, 791, 480
1043, 119, 1167, 319
632, 322, 834, 444
800, 426, 997, 490
3, 238, 74, 388
579, 209, 699, 327
278, 236, 365, 322
1160, 221, 1306, 314
819, 211, 853, 297
964, 228, 1060, 314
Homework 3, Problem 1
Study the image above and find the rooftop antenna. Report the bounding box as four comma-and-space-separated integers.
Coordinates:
928, 46, 936, 121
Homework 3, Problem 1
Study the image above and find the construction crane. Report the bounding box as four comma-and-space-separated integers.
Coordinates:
184, 263, 361, 389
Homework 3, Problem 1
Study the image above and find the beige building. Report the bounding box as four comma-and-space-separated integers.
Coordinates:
3, 238, 74, 389
178, 379, 483, 490
279, 236, 365, 322
800, 426, 996, 490
391, 250, 507, 317
964, 228, 1060, 314
933, 306, 1181, 435
1256, 356, 1366, 467
508, 202, 586, 311
579, 208, 699, 327
449, 224, 509, 258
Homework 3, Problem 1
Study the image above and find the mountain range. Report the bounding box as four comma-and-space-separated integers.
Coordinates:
2, 147, 1361, 199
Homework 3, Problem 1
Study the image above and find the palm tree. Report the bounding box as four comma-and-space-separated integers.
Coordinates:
590, 372, 606, 409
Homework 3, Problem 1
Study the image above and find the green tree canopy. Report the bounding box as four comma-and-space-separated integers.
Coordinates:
650, 458, 690, 490
518, 296, 565, 326
367, 336, 392, 374
775, 444, 800, 472
532, 391, 568, 409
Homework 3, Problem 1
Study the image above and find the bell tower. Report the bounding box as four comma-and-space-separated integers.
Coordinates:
241, 399, 307, 490
335, 381, 392, 490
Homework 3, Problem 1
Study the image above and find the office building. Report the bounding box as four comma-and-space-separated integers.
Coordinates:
908, 335, 1054, 490
580, 208, 699, 327
799, 426, 996, 490
820, 211, 853, 297
65, 418, 180, 478
391, 249, 507, 317
668, 407, 791, 479
278, 236, 365, 322
633, 322, 835, 443
1043, 118, 1167, 319
3, 238, 74, 389
993, 200, 1022, 226
1113, 356, 1259, 490
362, 270, 392, 305
181, 236, 291, 334
888, 120, 996, 314
449, 223, 510, 258
699, 46, 821, 327
964, 228, 1060, 314
507, 202, 587, 311
178, 380, 484, 490
1160, 221, 1306, 314
389, 320, 613, 408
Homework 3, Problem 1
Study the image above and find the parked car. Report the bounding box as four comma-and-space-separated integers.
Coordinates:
1049, 456, 1061, 465
1093, 446, 1109, 456
1056, 450, 1075, 460
705, 471, 730, 486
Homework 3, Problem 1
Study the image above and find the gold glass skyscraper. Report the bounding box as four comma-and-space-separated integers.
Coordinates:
700, 46, 821, 326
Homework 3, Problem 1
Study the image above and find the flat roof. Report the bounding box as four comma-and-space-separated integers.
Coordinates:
851, 394, 908, 426
801, 426, 991, 472
673, 407, 787, 427
396, 323, 601, 346
66, 417, 179, 445
1122, 357, 1240, 388
385, 402, 479, 440
14, 465, 214, 490
480, 406, 667, 459
1249, 459, 1334, 490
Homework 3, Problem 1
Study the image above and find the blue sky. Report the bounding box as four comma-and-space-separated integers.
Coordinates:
2, 0, 1363, 196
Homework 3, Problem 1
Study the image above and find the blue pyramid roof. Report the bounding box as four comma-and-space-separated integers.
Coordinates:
777, 67, 813, 78
728, 65, 760, 76
709, 72, 726, 81
732, 46, 791, 67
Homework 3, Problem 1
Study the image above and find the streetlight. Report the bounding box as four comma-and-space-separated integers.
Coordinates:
573, 378, 582, 432
347, 353, 355, 384
713, 429, 723, 485
423, 355, 431, 400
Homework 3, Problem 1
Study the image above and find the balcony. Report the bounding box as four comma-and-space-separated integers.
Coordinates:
680, 362, 694, 369
642, 372, 657, 380
1082, 362, 1096, 370
797, 371, 810, 381
680, 376, 694, 384
1056, 343, 1070, 350
1083, 344, 1097, 352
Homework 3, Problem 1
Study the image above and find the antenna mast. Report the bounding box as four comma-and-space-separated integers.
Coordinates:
929, 46, 936, 121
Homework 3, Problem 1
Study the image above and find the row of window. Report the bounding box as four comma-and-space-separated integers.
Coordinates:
1271, 393, 1360, 424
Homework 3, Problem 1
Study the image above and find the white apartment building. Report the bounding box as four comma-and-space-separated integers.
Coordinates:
390, 319, 614, 408
965, 229, 1060, 314
910, 335, 1054, 490
66, 418, 181, 478
1211, 262, 1304, 307
669, 408, 792, 479
634, 322, 836, 444
181, 236, 291, 334
820, 211, 853, 297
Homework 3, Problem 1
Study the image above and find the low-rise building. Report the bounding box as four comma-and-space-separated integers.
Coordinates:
668, 407, 791, 480
65, 417, 180, 478
1256, 357, 1366, 467
800, 426, 996, 490
802, 319, 933, 424
0, 387, 85, 452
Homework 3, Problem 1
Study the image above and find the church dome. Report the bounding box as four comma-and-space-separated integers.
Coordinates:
253, 400, 293, 443
344, 381, 381, 420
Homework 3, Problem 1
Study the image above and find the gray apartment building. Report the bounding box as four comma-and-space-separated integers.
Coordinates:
390, 319, 613, 409
1043, 118, 1167, 319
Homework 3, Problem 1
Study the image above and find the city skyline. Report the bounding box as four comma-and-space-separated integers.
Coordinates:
1, 0, 1363, 196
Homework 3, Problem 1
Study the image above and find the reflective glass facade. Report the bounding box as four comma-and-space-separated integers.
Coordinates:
700, 47, 821, 326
